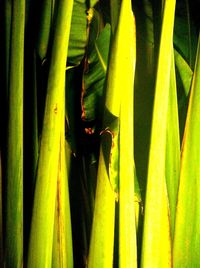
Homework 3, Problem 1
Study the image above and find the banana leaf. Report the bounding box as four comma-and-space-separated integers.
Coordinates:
133, 0, 155, 199
110, 0, 121, 34
174, 48, 193, 142
141, 0, 176, 266
88, 0, 136, 266
165, 53, 180, 239
175, 49, 193, 97
67, 0, 88, 66
173, 33, 200, 268
173, 1, 198, 69
82, 23, 111, 123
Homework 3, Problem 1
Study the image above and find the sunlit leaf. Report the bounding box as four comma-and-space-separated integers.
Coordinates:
174, 48, 193, 97
173, 34, 200, 268
118, 2, 137, 267
88, 0, 135, 266
165, 54, 180, 239
174, 48, 193, 141
141, 0, 176, 266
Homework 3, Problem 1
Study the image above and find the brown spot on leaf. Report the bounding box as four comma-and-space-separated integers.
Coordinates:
54, 104, 58, 114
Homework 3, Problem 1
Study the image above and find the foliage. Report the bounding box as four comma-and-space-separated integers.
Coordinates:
0, 0, 199, 267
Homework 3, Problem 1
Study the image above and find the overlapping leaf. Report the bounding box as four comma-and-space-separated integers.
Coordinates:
173, 2, 198, 69
173, 34, 200, 268
82, 23, 111, 122
141, 0, 176, 266
88, 0, 136, 266
165, 54, 180, 239
67, 0, 88, 65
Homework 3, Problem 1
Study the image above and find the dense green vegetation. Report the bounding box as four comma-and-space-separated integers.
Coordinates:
0, 0, 199, 267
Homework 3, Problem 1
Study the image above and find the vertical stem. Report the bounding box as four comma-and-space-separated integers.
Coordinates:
119, 1, 137, 266
27, 0, 73, 267
4, 0, 12, 93
5, 0, 25, 267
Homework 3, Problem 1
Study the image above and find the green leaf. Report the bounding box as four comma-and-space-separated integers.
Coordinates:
110, 0, 121, 34
35, 0, 53, 61
88, 0, 136, 266
133, 0, 155, 199
87, 144, 116, 267
141, 0, 176, 266
174, 48, 193, 141
67, 0, 88, 65
173, 1, 198, 69
165, 53, 180, 239
173, 34, 200, 268
174, 48, 193, 97
90, 0, 99, 7
5, 0, 25, 266
82, 23, 111, 122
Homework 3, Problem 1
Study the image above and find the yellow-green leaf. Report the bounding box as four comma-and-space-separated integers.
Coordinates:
173, 33, 200, 268
165, 53, 180, 239
88, 0, 136, 266
141, 0, 176, 266
118, 2, 137, 267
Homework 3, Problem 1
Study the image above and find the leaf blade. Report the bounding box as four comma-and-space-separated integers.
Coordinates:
141, 0, 176, 266
173, 33, 200, 268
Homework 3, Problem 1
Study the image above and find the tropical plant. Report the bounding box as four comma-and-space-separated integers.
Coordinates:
0, 0, 199, 267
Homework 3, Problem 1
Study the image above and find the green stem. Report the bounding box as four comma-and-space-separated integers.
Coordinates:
5, 0, 25, 267
27, 0, 73, 267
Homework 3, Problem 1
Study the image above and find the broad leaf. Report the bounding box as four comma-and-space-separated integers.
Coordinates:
141, 0, 176, 266
67, 0, 88, 65
173, 1, 198, 69
82, 23, 111, 122
174, 48, 193, 97
174, 48, 193, 141
165, 54, 180, 239
88, 0, 136, 266
133, 0, 155, 199
173, 34, 200, 268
